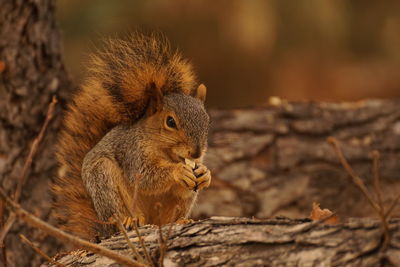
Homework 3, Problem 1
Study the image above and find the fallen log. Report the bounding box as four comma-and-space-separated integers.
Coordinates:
47, 216, 400, 266
196, 99, 400, 220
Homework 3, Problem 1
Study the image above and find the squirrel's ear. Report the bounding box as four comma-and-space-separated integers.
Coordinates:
146, 82, 163, 116
194, 84, 207, 103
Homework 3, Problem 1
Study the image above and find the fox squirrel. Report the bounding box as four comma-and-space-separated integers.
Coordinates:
52, 33, 211, 240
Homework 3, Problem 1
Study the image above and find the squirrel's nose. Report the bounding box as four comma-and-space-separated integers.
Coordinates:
190, 145, 201, 159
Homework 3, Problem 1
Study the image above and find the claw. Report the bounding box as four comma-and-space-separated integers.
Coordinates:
122, 216, 137, 230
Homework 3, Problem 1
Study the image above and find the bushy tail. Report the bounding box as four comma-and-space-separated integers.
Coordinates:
52, 33, 197, 239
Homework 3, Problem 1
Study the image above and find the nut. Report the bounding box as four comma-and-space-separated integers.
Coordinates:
184, 158, 196, 169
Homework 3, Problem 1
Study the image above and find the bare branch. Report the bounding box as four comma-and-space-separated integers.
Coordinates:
0, 96, 57, 245
385, 193, 400, 220
327, 137, 381, 214
19, 234, 66, 267
0, 199, 7, 266
371, 151, 383, 211
14, 96, 57, 202
114, 216, 144, 264
0, 187, 146, 267
327, 137, 395, 252
117, 183, 154, 267
158, 222, 174, 267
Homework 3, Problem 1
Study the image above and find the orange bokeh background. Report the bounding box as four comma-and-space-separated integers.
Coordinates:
57, 0, 400, 108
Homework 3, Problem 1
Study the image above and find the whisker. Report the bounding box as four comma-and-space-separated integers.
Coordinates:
140, 127, 180, 143
142, 132, 178, 143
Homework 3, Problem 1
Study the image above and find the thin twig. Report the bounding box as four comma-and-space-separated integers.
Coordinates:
385, 193, 400, 219
114, 215, 144, 264
155, 203, 176, 267
161, 207, 177, 259
157, 221, 175, 267
132, 219, 153, 267
328, 137, 395, 252
0, 199, 7, 267
154, 203, 166, 267
0, 213, 16, 248
158, 223, 165, 267
0, 187, 145, 267
369, 151, 391, 251
327, 137, 381, 214
0, 96, 57, 245
19, 234, 66, 267
14, 96, 57, 202
117, 183, 154, 267
0, 243, 6, 267
371, 151, 383, 210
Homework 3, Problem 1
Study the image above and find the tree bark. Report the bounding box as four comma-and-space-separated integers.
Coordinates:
195, 100, 400, 221
47, 216, 400, 266
45, 100, 400, 267
0, 0, 71, 266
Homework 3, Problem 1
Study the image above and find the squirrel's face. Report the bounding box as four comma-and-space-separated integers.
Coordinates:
143, 92, 210, 163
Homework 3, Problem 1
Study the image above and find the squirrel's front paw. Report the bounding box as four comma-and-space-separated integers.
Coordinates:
193, 163, 211, 191
174, 162, 197, 190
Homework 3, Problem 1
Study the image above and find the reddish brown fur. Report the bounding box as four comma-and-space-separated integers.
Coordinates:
53, 33, 198, 240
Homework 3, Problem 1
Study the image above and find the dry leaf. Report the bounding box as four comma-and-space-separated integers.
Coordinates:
309, 202, 339, 225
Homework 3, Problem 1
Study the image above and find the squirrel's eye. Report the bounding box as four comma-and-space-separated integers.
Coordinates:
166, 116, 176, 129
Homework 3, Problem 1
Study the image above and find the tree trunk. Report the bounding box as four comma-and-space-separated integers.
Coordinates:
47, 217, 400, 266
0, 0, 71, 266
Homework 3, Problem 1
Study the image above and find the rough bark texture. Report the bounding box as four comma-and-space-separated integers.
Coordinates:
194, 100, 400, 221
0, 0, 71, 266
48, 216, 400, 266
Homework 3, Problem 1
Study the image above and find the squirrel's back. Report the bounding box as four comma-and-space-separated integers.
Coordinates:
53, 33, 198, 239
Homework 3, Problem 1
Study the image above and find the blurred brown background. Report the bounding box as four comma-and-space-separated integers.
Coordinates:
57, 0, 400, 108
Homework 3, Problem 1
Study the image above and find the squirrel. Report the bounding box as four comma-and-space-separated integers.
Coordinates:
52, 33, 211, 240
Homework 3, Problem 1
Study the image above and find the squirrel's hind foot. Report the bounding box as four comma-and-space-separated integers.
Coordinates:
121, 216, 145, 230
